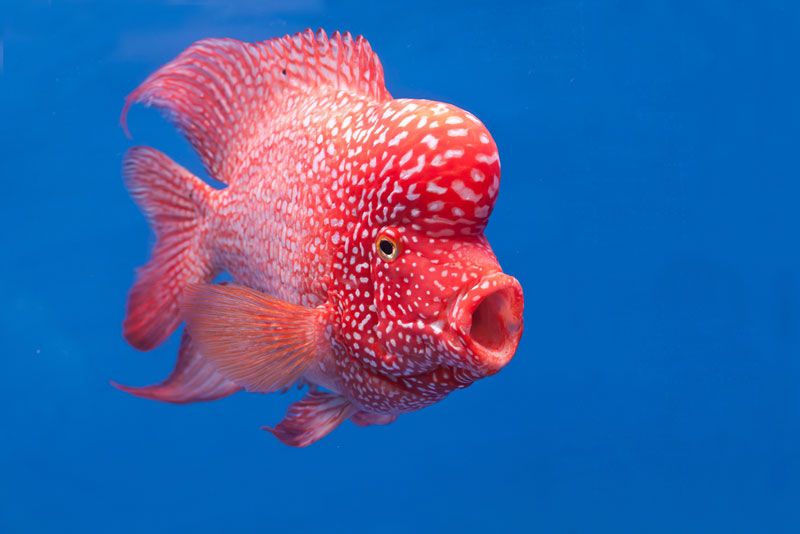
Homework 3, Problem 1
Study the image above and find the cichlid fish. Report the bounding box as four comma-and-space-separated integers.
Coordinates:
115, 29, 524, 447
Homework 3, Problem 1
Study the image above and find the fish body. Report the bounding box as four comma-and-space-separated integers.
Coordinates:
116, 30, 524, 446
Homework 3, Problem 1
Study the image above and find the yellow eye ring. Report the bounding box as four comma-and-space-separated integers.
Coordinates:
376, 235, 400, 261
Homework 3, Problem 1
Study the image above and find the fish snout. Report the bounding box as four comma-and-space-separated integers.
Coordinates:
449, 272, 524, 373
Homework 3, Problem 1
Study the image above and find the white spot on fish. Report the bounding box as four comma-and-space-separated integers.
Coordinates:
426, 182, 447, 194
421, 134, 438, 150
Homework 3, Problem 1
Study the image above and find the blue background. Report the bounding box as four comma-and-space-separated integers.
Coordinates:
2, 1, 799, 532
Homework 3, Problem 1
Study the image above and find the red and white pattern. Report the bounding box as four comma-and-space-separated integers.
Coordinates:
117, 29, 523, 446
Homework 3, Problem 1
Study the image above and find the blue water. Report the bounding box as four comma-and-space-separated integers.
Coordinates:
2, 1, 799, 532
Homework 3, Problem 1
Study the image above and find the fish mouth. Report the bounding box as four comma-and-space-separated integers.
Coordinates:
450, 272, 524, 373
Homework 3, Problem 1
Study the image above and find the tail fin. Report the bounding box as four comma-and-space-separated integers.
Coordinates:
123, 146, 216, 351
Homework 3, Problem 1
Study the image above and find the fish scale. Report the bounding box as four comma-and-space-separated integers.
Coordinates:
116, 29, 524, 447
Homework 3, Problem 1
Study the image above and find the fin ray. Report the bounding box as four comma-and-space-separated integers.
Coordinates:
182, 284, 327, 393
265, 390, 356, 447
113, 331, 240, 403
122, 146, 216, 350
121, 29, 391, 184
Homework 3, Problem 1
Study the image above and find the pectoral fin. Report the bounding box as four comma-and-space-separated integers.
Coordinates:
182, 284, 328, 394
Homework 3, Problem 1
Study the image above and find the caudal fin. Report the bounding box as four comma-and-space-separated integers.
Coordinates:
123, 146, 216, 351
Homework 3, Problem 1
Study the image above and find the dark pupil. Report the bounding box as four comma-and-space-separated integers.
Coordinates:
379, 239, 395, 257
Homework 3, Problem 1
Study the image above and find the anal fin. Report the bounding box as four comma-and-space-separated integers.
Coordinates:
113, 331, 240, 403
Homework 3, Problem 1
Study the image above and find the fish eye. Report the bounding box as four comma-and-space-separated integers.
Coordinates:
376, 236, 399, 261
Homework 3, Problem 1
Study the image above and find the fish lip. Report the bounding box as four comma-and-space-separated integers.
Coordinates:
449, 272, 524, 373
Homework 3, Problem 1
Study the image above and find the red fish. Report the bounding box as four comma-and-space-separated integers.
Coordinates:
115, 29, 524, 447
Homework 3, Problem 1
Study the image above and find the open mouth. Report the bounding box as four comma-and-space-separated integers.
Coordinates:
452, 272, 524, 372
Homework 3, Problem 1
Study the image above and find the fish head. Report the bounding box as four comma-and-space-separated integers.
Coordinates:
362, 99, 524, 380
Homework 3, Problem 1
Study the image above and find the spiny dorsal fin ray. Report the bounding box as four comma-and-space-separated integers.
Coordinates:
121, 29, 391, 184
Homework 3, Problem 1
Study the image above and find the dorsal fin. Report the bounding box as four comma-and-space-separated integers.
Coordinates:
121, 29, 392, 184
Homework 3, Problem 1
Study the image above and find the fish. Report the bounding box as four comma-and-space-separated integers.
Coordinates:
114, 29, 524, 447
